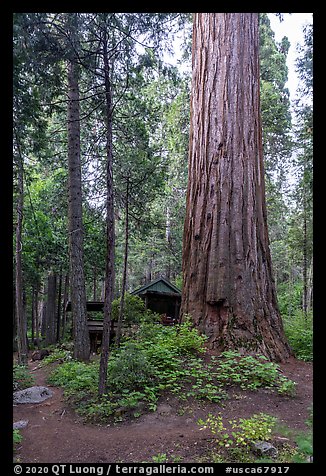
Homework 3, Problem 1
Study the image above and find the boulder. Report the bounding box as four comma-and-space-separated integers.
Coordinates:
31, 349, 50, 361
13, 420, 29, 430
252, 440, 278, 458
157, 403, 173, 415
13, 386, 53, 404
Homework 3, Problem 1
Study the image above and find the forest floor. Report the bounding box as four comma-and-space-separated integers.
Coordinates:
13, 353, 313, 464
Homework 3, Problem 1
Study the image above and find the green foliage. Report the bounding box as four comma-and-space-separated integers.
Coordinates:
138, 317, 207, 355
48, 319, 296, 424
259, 13, 292, 178
47, 320, 220, 420
198, 410, 313, 464
175, 317, 207, 354
108, 342, 155, 391
198, 412, 277, 450
277, 279, 313, 362
47, 360, 99, 400
277, 281, 303, 318
283, 310, 313, 361
111, 293, 154, 324
13, 364, 34, 391
294, 432, 313, 461
13, 429, 23, 446
212, 351, 296, 396
151, 453, 168, 463
40, 348, 73, 366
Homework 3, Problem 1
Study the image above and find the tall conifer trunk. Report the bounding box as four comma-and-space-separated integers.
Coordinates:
99, 30, 115, 395
116, 177, 130, 348
14, 139, 28, 365
181, 13, 291, 362
45, 272, 57, 346
67, 58, 90, 361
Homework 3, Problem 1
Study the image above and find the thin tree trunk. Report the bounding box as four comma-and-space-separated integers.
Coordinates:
13, 290, 17, 352
56, 272, 62, 342
39, 276, 46, 339
166, 205, 172, 280
99, 31, 115, 395
14, 136, 28, 365
93, 266, 98, 301
302, 154, 308, 319
67, 57, 90, 361
31, 286, 35, 344
45, 272, 57, 346
116, 178, 130, 347
61, 273, 69, 340
306, 256, 313, 312
34, 284, 40, 348
181, 13, 291, 362
146, 257, 153, 283
101, 278, 105, 301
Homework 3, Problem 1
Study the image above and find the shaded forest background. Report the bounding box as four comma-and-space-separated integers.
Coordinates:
13, 13, 313, 359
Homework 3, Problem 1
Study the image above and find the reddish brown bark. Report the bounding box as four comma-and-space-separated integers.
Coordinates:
181, 13, 291, 362
98, 30, 115, 395
14, 135, 28, 365
67, 59, 90, 361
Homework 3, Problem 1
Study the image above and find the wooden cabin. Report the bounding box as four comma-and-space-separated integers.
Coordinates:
130, 277, 181, 322
66, 277, 181, 352
65, 301, 110, 353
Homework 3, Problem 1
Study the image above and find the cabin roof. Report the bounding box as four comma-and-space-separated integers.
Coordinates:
66, 278, 181, 313
130, 277, 181, 296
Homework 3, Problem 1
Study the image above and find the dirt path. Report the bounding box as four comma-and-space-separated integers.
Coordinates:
13, 357, 312, 463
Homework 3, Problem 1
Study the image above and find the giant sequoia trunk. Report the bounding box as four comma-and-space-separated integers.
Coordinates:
181, 13, 291, 362
67, 60, 90, 361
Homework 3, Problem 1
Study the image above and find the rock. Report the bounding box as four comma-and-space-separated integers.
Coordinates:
157, 403, 173, 415
252, 441, 278, 458
13, 420, 29, 430
31, 349, 50, 361
114, 407, 128, 417
13, 386, 53, 404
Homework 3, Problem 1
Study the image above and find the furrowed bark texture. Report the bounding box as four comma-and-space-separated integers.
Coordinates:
98, 34, 115, 395
67, 60, 90, 362
45, 272, 57, 346
15, 142, 28, 365
181, 13, 291, 362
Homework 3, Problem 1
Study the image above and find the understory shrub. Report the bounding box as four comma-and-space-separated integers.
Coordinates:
13, 429, 22, 445
47, 360, 99, 401
198, 412, 313, 463
13, 364, 34, 391
111, 293, 157, 324
211, 351, 296, 396
40, 348, 73, 366
108, 342, 155, 391
283, 310, 313, 361
47, 319, 296, 422
198, 412, 277, 449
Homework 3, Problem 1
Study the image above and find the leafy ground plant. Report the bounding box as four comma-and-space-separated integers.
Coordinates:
198, 412, 277, 449
13, 364, 34, 391
198, 409, 313, 464
13, 429, 22, 446
211, 351, 296, 396
47, 319, 297, 423
40, 348, 73, 366
283, 310, 313, 362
